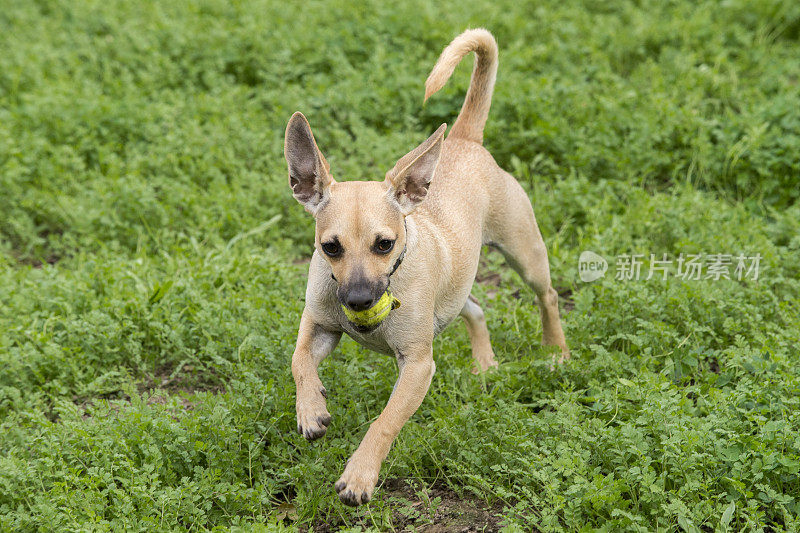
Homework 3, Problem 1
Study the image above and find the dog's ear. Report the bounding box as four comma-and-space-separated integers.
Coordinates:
285, 112, 334, 215
386, 123, 446, 214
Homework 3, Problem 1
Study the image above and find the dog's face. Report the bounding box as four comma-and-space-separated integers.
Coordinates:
314, 182, 404, 311
284, 112, 445, 311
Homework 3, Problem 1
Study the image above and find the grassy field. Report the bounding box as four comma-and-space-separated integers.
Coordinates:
2, 0, 800, 530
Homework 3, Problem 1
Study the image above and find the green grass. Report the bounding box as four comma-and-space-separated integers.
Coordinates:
1, 0, 800, 530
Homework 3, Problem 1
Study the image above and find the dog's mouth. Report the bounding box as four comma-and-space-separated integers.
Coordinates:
340, 290, 401, 333
340, 290, 401, 334
348, 321, 380, 333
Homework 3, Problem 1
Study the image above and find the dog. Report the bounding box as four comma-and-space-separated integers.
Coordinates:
284, 28, 569, 506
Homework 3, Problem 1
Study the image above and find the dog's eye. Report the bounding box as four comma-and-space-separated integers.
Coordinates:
374, 239, 395, 254
321, 241, 342, 257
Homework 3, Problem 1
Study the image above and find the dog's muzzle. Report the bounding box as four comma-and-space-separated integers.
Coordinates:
341, 289, 401, 329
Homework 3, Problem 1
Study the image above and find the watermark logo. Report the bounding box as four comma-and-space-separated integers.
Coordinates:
578, 251, 608, 282
579, 252, 761, 282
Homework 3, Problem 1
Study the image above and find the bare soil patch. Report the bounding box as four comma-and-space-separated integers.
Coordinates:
310, 481, 506, 532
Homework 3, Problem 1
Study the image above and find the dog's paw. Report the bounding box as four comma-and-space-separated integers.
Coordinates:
334, 453, 379, 506
548, 345, 571, 370
553, 345, 571, 365
471, 352, 499, 374
296, 386, 331, 441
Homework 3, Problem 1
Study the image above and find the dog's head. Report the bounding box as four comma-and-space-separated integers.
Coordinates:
284, 112, 445, 312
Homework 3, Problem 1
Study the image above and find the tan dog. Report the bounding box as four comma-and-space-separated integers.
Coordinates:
284, 28, 569, 506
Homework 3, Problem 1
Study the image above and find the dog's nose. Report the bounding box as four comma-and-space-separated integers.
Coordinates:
345, 290, 374, 311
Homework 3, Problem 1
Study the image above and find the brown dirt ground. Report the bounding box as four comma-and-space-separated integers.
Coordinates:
309, 480, 506, 532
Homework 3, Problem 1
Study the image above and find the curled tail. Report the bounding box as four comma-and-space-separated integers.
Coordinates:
424, 29, 498, 145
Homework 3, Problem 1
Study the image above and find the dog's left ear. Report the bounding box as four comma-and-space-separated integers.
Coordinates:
386, 123, 447, 214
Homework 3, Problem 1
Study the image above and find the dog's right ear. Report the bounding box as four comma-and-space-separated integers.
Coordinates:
285, 112, 334, 215
385, 123, 447, 215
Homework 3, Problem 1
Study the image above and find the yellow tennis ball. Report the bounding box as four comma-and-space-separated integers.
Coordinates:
342, 290, 401, 327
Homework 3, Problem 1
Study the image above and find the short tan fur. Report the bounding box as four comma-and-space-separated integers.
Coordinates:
284, 29, 569, 506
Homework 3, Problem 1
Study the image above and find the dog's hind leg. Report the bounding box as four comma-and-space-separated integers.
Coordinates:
460, 294, 498, 373
488, 176, 570, 364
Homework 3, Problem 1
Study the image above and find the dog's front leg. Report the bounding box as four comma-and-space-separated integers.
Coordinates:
292, 310, 341, 441
335, 345, 435, 506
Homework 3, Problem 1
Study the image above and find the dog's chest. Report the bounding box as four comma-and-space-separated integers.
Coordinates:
341, 321, 395, 355
343, 307, 459, 356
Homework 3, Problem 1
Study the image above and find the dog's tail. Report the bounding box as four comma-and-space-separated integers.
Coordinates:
424, 29, 498, 145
